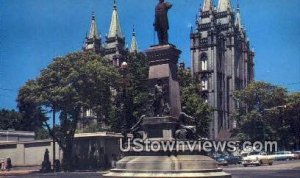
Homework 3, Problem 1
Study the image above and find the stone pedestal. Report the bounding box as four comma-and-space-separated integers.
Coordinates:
105, 155, 231, 178
142, 116, 178, 139
146, 44, 181, 118
103, 44, 231, 178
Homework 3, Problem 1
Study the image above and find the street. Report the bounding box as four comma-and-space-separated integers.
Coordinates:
1, 160, 300, 178
224, 160, 300, 178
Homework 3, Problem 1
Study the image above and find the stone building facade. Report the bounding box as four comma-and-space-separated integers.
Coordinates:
190, 0, 255, 139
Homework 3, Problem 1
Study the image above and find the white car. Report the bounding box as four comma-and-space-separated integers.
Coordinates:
273, 151, 295, 161
242, 152, 274, 167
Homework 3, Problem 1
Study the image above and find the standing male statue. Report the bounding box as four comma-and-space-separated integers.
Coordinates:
154, 0, 172, 45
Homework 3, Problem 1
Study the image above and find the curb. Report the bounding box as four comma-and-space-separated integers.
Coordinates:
0, 170, 39, 176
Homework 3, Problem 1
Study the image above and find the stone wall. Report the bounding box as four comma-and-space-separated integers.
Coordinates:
0, 130, 35, 142
0, 132, 122, 168
0, 140, 61, 167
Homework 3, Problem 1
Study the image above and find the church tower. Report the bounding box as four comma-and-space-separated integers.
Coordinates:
191, 0, 254, 139
83, 12, 103, 54
104, 0, 127, 66
130, 26, 139, 53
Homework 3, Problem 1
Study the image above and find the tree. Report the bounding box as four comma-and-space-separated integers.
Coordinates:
232, 81, 300, 149
232, 81, 287, 142
178, 67, 212, 137
17, 80, 48, 138
177, 66, 192, 88
18, 51, 120, 170
181, 84, 212, 137
284, 92, 300, 149
109, 53, 149, 132
0, 109, 23, 130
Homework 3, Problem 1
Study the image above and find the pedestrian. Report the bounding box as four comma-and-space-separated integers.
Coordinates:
111, 154, 117, 168
6, 158, 12, 171
0, 158, 5, 171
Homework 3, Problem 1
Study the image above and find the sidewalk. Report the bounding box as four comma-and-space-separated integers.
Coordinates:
0, 166, 40, 176
0, 169, 39, 176
0, 168, 109, 177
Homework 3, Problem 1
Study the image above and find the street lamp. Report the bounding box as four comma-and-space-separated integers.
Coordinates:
120, 62, 128, 140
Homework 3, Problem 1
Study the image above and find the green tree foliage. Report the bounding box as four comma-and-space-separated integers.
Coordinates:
177, 66, 193, 88
178, 67, 212, 137
232, 81, 300, 149
17, 80, 48, 138
109, 53, 149, 132
18, 51, 120, 170
0, 86, 47, 140
232, 81, 287, 142
181, 84, 212, 137
285, 92, 300, 149
0, 109, 23, 130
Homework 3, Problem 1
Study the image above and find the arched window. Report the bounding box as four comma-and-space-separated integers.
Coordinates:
201, 92, 209, 103
201, 76, 208, 91
200, 53, 208, 71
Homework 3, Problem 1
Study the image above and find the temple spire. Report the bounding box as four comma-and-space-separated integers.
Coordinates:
130, 26, 138, 53
108, 0, 123, 38
88, 12, 100, 39
235, 4, 243, 30
203, 0, 213, 12
217, 0, 232, 12
83, 12, 102, 53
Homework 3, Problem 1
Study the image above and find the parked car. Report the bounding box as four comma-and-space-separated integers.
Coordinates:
216, 155, 228, 166
242, 152, 274, 167
215, 155, 242, 165
273, 151, 295, 161
226, 155, 242, 164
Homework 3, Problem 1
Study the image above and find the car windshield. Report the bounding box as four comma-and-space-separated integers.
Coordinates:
241, 153, 248, 157
249, 152, 260, 156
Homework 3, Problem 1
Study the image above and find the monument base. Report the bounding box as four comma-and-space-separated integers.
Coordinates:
104, 155, 231, 178
103, 43, 231, 177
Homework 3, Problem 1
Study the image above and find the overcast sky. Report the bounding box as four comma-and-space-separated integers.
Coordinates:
0, 0, 300, 109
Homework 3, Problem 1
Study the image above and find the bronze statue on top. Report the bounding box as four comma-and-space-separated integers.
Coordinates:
154, 0, 172, 45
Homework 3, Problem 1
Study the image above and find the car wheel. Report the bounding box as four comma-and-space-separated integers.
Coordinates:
243, 164, 248, 167
268, 162, 273, 166
256, 160, 262, 166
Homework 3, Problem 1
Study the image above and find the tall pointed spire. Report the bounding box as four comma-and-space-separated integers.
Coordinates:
88, 12, 100, 39
130, 26, 138, 53
203, 0, 213, 12
235, 3, 243, 30
217, 0, 232, 12
108, 0, 123, 38
83, 12, 102, 53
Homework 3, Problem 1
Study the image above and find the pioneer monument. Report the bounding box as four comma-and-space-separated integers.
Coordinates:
104, 1, 231, 177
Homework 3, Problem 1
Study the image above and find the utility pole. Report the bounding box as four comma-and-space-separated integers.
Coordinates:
52, 106, 56, 171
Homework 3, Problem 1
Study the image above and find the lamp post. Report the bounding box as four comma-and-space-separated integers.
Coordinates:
52, 105, 56, 172
120, 62, 128, 141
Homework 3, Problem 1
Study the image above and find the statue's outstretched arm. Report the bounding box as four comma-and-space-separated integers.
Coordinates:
130, 115, 146, 131
180, 112, 195, 121
166, 2, 173, 9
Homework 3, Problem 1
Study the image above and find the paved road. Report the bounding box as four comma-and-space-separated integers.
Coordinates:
2, 160, 300, 178
223, 160, 300, 178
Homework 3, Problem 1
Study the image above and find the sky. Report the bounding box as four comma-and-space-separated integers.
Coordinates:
0, 0, 300, 110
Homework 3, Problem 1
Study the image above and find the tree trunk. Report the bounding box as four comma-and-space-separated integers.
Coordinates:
62, 139, 74, 171
61, 110, 80, 171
